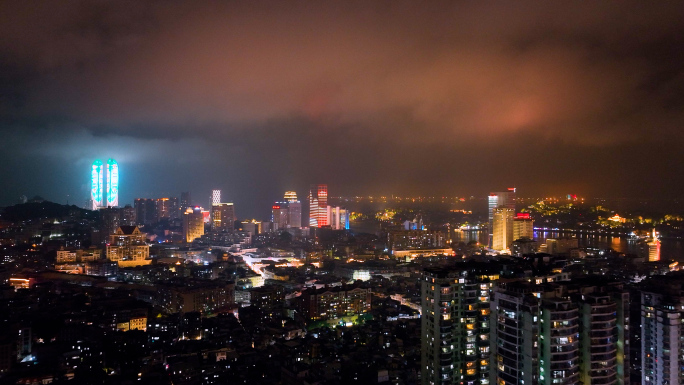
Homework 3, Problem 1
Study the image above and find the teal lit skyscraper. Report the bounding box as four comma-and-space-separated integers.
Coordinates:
106, 158, 119, 207
91, 158, 118, 210
91, 160, 104, 210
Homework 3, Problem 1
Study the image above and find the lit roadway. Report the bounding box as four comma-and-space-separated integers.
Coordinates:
240, 253, 298, 275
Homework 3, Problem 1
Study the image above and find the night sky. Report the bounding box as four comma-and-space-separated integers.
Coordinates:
1, 1, 684, 217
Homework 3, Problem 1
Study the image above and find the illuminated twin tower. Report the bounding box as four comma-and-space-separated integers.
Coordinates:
91, 159, 119, 210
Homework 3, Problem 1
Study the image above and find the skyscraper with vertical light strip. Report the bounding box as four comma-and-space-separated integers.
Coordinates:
91, 158, 118, 209
308, 184, 328, 227
106, 158, 119, 207
91, 160, 104, 210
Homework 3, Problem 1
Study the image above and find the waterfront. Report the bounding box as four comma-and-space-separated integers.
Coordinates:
454, 229, 684, 262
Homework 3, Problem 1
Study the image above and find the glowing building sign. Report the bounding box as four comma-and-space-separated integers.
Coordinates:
91, 160, 103, 210
106, 158, 119, 207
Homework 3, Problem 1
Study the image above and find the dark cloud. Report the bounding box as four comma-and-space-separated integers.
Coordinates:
1, 1, 684, 216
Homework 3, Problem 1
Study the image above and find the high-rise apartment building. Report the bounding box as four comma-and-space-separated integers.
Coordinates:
180, 192, 191, 213
155, 197, 179, 220
488, 189, 516, 247
285, 191, 302, 228
421, 265, 499, 385
211, 189, 221, 206
133, 197, 180, 224
577, 290, 630, 385
211, 203, 235, 231
492, 208, 514, 252
488, 188, 516, 225
121, 204, 136, 225
100, 207, 122, 237
490, 280, 630, 385
490, 281, 540, 385
309, 184, 328, 227
288, 201, 302, 228
641, 274, 684, 385
134, 198, 157, 225
539, 297, 580, 385
538, 293, 631, 385
183, 207, 204, 243
327, 206, 350, 230
270, 192, 303, 230
272, 203, 289, 230
513, 213, 534, 241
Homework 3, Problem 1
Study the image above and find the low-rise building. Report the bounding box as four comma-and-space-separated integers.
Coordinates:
298, 285, 371, 323
153, 282, 235, 314
106, 226, 151, 267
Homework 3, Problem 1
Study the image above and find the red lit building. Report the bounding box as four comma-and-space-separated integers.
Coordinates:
308, 184, 328, 227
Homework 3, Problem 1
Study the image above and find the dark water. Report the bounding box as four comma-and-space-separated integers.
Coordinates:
454, 230, 684, 262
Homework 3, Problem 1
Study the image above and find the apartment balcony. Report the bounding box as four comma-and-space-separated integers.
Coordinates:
552, 367, 580, 376
500, 318, 520, 328
549, 328, 579, 337
549, 319, 579, 327
590, 359, 616, 370
590, 352, 618, 362
590, 337, 615, 345
549, 352, 579, 362
588, 375, 617, 385
589, 329, 614, 338
548, 313, 579, 321
590, 322, 616, 331
549, 372, 580, 385
499, 341, 520, 353
589, 368, 617, 379
549, 360, 579, 370
497, 326, 522, 340
498, 344, 522, 357
550, 345, 579, 353
590, 303, 617, 313
591, 345, 617, 354
591, 313, 617, 321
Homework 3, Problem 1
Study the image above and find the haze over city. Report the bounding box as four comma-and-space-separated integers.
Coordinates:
2, 1, 684, 218
5, 3, 684, 385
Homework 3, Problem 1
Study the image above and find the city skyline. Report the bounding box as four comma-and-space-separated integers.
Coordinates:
2, 2, 684, 216
72, 158, 684, 223
3, 3, 684, 384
